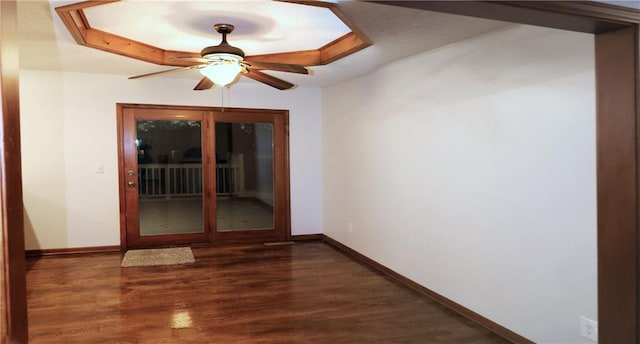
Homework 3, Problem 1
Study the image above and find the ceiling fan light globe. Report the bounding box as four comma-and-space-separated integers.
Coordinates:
199, 54, 244, 86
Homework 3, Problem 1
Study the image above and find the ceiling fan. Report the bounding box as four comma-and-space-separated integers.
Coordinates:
128, 23, 309, 90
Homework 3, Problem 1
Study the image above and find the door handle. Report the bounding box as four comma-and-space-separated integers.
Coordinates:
127, 181, 137, 187
127, 169, 135, 176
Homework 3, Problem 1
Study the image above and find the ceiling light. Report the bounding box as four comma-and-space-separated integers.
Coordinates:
199, 53, 244, 87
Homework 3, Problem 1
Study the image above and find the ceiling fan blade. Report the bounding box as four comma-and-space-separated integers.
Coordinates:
128, 65, 200, 80
244, 60, 308, 74
172, 56, 209, 64
193, 77, 214, 91
243, 70, 295, 90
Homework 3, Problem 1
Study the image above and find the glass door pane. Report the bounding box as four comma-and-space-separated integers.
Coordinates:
215, 122, 274, 231
136, 119, 204, 236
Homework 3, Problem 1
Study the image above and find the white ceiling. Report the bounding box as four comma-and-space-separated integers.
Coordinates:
17, 0, 516, 88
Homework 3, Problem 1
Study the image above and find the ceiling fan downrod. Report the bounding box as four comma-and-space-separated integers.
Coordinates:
201, 23, 245, 58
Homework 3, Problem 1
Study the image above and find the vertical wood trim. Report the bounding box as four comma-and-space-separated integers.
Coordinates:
116, 104, 126, 248
637, 26, 640, 340
0, 155, 5, 344
200, 111, 212, 243
205, 113, 216, 243
274, 114, 286, 240
283, 112, 291, 240
122, 108, 139, 247
0, 0, 28, 342
596, 25, 640, 343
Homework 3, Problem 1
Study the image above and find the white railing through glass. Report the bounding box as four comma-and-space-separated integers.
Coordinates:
138, 154, 244, 198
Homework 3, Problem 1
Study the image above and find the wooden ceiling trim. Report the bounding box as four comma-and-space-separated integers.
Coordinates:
502, 1, 640, 25
56, 0, 118, 12
55, 0, 118, 44
247, 31, 371, 67
69, 10, 89, 30
56, 0, 371, 69
84, 28, 165, 65
55, 8, 88, 44
273, 0, 372, 65
319, 32, 370, 65
373, 1, 635, 33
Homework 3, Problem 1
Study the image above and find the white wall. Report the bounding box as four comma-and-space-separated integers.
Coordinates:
20, 71, 323, 249
323, 25, 596, 343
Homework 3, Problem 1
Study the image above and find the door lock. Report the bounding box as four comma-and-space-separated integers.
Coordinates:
127, 169, 135, 176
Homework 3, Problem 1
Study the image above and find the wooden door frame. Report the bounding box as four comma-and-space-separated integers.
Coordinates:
116, 103, 291, 248
0, 0, 28, 342
209, 110, 289, 243
375, 1, 640, 342
120, 107, 211, 247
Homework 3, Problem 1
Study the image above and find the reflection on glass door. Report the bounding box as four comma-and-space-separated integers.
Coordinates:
136, 120, 205, 236
215, 122, 274, 232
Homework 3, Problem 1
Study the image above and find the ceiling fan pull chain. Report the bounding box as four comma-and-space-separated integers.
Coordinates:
220, 87, 225, 112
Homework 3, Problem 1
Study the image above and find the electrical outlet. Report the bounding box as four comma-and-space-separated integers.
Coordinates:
580, 316, 598, 342
347, 222, 353, 234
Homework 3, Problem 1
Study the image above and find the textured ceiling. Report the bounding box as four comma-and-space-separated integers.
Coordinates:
17, 0, 513, 88
597, 0, 640, 9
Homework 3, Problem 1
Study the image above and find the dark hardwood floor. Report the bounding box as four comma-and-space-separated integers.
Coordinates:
26, 242, 508, 343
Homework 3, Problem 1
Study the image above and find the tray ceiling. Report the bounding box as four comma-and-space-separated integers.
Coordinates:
18, 0, 514, 87
83, 1, 351, 55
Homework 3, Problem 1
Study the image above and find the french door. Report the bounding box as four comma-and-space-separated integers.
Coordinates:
117, 104, 290, 248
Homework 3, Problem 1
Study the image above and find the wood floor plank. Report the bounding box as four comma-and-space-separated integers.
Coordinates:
26, 242, 509, 343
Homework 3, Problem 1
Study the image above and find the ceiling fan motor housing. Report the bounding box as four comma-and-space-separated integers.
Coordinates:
201, 44, 245, 59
